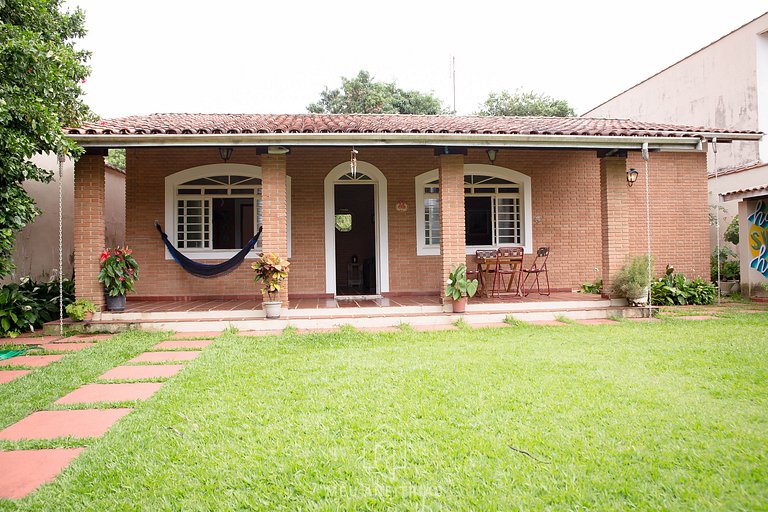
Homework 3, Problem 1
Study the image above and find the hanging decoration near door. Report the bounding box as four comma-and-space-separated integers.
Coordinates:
350, 147, 358, 178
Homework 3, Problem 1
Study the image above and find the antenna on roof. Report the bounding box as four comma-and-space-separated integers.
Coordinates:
450, 55, 457, 114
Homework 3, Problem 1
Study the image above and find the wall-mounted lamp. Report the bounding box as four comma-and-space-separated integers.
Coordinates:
486, 148, 498, 165
626, 168, 639, 187
219, 147, 233, 163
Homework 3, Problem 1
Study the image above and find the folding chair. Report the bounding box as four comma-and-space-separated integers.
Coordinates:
521, 247, 550, 296
495, 246, 524, 296
474, 249, 499, 297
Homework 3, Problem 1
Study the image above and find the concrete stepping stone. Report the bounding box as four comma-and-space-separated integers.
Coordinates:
0, 448, 84, 499
171, 331, 218, 339
412, 324, 457, 332
0, 335, 62, 346
0, 409, 132, 440
99, 364, 184, 380
39, 343, 95, 352
576, 318, 617, 325
469, 322, 511, 329
68, 333, 113, 341
55, 383, 163, 404
0, 355, 64, 368
154, 339, 213, 349
0, 370, 32, 384
527, 320, 566, 326
129, 351, 200, 363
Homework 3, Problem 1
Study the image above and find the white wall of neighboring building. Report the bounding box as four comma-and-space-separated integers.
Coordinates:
3, 154, 125, 284
585, 12, 768, 259
585, 12, 768, 173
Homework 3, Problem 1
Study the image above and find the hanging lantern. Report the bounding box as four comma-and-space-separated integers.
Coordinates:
350, 148, 358, 178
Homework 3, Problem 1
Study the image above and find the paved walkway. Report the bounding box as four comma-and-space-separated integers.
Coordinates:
0, 333, 212, 500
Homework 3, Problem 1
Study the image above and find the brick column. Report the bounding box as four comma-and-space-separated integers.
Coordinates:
600, 156, 630, 297
261, 153, 289, 303
439, 154, 466, 305
74, 153, 107, 308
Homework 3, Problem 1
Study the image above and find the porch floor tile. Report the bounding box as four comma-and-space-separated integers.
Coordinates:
0, 355, 64, 368
128, 351, 201, 363
154, 339, 214, 349
39, 343, 95, 352
0, 448, 84, 499
0, 370, 32, 384
99, 364, 184, 380
0, 409, 132, 440
55, 383, 163, 404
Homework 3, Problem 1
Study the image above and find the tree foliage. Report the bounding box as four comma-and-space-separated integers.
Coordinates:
0, 0, 91, 278
476, 89, 575, 117
106, 148, 125, 170
307, 70, 448, 115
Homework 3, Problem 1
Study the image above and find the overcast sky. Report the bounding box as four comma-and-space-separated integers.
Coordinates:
65, 1, 767, 118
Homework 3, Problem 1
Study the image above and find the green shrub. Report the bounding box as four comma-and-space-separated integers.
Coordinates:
724, 215, 739, 245
612, 256, 652, 300
651, 269, 716, 306
65, 298, 97, 321
0, 277, 74, 337
711, 247, 739, 281
579, 280, 602, 294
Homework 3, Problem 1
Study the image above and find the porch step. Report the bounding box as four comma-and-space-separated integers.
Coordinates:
46, 301, 652, 334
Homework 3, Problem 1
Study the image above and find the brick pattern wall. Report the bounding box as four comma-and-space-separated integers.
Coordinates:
74, 154, 106, 307
121, 146, 709, 299
600, 157, 630, 296
627, 151, 709, 278
261, 154, 289, 303
439, 154, 466, 301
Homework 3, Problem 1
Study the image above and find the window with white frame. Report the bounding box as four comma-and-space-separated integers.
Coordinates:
165, 164, 294, 260
415, 166, 532, 255
175, 175, 262, 250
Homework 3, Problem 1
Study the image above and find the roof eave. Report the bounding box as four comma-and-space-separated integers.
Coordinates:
64, 132, 759, 151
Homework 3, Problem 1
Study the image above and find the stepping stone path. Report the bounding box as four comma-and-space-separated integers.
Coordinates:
0, 336, 211, 500
0, 355, 64, 368
0, 370, 31, 384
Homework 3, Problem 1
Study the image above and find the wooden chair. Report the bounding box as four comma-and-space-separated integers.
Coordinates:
521, 247, 550, 296
474, 249, 499, 297
495, 246, 524, 296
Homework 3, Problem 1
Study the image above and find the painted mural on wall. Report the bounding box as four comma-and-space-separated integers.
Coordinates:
748, 200, 768, 278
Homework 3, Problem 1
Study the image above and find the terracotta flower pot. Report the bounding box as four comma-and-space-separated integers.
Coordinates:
452, 296, 467, 313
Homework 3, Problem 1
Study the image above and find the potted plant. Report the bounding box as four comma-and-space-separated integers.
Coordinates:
612, 255, 652, 306
65, 298, 98, 322
711, 247, 740, 295
251, 253, 290, 318
98, 247, 139, 311
445, 263, 479, 313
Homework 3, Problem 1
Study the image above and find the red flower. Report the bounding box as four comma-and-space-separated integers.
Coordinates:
100, 249, 110, 263
119, 276, 125, 282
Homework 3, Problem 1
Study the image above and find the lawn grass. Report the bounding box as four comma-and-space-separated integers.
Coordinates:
2, 315, 767, 510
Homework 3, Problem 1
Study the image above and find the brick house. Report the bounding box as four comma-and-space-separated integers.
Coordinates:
65, 114, 759, 310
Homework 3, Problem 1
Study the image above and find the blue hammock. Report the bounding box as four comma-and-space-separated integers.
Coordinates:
155, 222, 262, 278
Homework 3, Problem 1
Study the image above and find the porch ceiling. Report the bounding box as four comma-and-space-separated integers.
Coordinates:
66, 113, 762, 151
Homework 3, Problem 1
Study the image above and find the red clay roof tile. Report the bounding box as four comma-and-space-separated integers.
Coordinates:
66, 113, 760, 138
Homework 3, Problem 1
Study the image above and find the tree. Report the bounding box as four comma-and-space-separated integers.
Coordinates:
0, 0, 91, 278
106, 149, 125, 171
307, 70, 448, 115
476, 89, 575, 117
